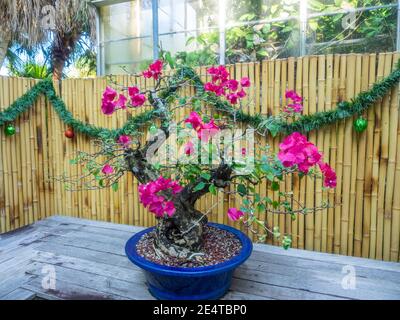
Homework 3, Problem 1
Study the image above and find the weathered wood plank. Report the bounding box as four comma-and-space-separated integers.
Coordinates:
1, 288, 36, 300
2, 217, 399, 300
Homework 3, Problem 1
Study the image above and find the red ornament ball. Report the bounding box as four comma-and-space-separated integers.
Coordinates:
64, 128, 75, 139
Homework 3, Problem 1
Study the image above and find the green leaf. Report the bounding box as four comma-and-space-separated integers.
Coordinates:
99, 179, 104, 188
271, 181, 280, 191
237, 184, 248, 196
193, 182, 206, 192
200, 172, 212, 180
112, 182, 119, 192
209, 184, 217, 195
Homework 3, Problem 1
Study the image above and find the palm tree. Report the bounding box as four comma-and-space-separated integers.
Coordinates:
0, 0, 96, 80
0, 0, 47, 68
49, 0, 96, 80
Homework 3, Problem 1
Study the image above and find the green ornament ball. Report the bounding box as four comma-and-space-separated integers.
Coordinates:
353, 117, 368, 133
4, 124, 16, 136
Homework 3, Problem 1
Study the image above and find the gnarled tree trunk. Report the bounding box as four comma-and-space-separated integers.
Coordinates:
125, 146, 233, 260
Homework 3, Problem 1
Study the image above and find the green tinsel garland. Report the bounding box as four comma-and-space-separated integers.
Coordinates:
1, 60, 399, 138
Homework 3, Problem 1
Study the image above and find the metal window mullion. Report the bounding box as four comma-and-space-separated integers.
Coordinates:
397, 0, 400, 51
299, 0, 308, 56
152, 0, 159, 60
219, 0, 226, 65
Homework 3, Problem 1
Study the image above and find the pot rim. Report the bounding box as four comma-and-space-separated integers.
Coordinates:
125, 222, 253, 277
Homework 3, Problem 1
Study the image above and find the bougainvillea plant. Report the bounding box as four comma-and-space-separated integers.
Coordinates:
67, 59, 337, 259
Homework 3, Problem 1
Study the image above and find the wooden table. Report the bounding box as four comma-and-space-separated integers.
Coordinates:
1, 216, 399, 300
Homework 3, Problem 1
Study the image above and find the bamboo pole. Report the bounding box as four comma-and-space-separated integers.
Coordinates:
353, 54, 369, 257
334, 55, 346, 254
375, 53, 392, 260
362, 54, 376, 258
383, 52, 399, 261
370, 54, 385, 259
305, 56, 315, 251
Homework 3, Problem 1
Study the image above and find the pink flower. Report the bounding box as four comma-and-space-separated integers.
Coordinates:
240, 77, 251, 88
101, 87, 128, 114
142, 60, 163, 80
127, 86, 146, 107
198, 119, 220, 142
227, 208, 244, 221
278, 132, 322, 174
237, 89, 246, 98
131, 94, 146, 107
185, 112, 203, 131
226, 79, 239, 91
102, 164, 114, 175
115, 94, 127, 109
205, 66, 250, 104
184, 141, 195, 156
318, 162, 337, 188
226, 93, 239, 105
128, 86, 139, 97
143, 70, 153, 78
117, 135, 131, 147
138, 176, 182, 217
241, 148, 247, 156
103, 86, 117, 101
101, 100, 115, 115
208, 65, 229, 83
285, 90, 302, 103
284, 103, 303, 114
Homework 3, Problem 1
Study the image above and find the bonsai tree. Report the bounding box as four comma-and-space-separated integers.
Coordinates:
67, 60, 336, 261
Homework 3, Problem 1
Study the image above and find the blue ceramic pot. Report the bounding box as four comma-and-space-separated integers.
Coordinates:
125, 223, 253, 300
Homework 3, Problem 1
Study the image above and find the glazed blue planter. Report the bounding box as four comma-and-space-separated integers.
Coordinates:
125, 223, 253, 300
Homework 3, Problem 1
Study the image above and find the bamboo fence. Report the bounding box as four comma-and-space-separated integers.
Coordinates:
0, 52, 399, 261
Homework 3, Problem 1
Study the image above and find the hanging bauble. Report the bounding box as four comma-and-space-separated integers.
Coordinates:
4, 124, 16, 136
64, 127, 75, 139
353, 117, 368, 133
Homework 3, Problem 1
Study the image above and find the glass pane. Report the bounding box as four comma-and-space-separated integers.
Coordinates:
100, 0, 153, 74
306, 5, 397, 54
225, 0, 300, 62
103, 38, 153, 74
307, 0, 397, 14
158, 0, 220, 66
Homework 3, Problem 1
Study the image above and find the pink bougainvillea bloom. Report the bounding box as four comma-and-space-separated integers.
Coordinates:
143, 59, 163, 80
237, 89, 246, 98
185, 111, 203, 131
284, 103, 303, 114
138, 176, 182, 217
198, 119, 220, 142
285, 90, 303, 103
103, 86, 117, 101
117, 135, 131, 147
164, 201, 176, 217
101, 100, 115, 115
226, 79, 239, 91
102, 164, 114, 175
318, 162, 337, 188
184, 141, 195, 156
128, 86, 139, 97
241, 148, 247, 156
131, 94, 146, 107
278, 132, 322, 174
142, 70, 153, 78
227, 208, 244, 221
101, 87, 128, 114
115, 94, 127, 109
226, 93, 239, 105
101, 87, 118, 115
240, 77, 251, 88
208, 65, 229, 83
204, 82, 216, 92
